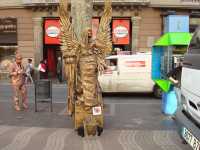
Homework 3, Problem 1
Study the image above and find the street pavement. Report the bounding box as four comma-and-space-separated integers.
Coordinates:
0, 82, 191, 150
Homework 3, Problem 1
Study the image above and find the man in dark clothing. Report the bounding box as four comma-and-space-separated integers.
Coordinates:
167, 59, 183, 108
57, 57, 62, 83
167, 60, 183, 88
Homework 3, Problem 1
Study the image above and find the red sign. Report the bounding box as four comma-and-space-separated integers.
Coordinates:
92, 18, 100, 39
112, 19, 130, 45
125, 61, 146, 67
104, 68, 113, 74
44, 19, 61, 44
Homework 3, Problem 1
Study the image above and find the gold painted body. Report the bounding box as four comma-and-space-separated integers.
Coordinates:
59, 0, 112, 136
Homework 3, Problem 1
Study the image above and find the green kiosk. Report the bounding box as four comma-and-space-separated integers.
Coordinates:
152, 32, 192, 115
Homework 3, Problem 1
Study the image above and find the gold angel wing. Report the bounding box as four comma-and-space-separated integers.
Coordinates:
59, 0, 80, 115
59, 0, 80, 58
96, 0, 112, 55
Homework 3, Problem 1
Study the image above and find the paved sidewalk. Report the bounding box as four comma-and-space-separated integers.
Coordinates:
0, 101, 190, 150
0, 125, 189, 150
0, 82, 67, 104
0, 81, 190, 149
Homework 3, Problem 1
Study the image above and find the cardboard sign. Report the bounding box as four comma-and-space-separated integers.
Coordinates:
92, 106, 102, 115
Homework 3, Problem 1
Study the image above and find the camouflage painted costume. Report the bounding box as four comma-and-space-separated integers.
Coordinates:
9, 59, 28, 111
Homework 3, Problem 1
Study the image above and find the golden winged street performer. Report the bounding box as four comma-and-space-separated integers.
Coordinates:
59, 0, 112, 137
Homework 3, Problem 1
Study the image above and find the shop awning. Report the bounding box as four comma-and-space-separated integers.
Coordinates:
154, 32, 192, 46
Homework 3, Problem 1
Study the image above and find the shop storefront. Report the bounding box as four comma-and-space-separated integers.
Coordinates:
20, 0, 161, 60
0, 0, 200, 82
42, 17, 132, 78
0, 18, 18, 79
44, 18, 62, 78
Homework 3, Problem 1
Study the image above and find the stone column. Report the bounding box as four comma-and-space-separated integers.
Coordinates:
131, 16, 141, 54
33, 17, 43, 67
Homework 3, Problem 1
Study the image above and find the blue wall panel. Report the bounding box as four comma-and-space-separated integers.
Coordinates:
152, 47, 164, 79
164, 15, 189, 33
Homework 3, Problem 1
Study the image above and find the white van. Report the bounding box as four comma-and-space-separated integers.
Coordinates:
181, 27, 200, 124
98, 53, 161, 97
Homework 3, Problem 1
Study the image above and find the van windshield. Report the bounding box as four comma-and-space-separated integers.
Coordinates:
106, 58, 117, 71
188, 28, 200, 54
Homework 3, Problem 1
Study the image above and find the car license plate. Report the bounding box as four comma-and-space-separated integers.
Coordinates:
182, 127, 200, 150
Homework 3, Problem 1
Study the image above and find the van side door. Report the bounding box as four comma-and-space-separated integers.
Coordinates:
181, 28, 200, 119
98, 58, 118, 92
117, 55, 154, 92
182, 28, 200, 95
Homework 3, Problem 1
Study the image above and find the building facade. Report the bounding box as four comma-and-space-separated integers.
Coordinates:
0, 0, 199, 79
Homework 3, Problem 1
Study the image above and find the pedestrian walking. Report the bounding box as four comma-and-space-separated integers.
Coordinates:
57, 56, 62, 83
38, 60, 47, 79
167, 58, 183, 106
25, 58, 34, 84
167, 62, 182, 88
44, 59, 48, 79
9, 53, 28, 111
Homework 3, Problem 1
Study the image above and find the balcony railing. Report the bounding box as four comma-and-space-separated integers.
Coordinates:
22, 0, 59, 4
181, 0, 200, 3
22, 0, 150, 5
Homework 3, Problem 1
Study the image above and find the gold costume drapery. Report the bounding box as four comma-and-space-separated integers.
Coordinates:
59, 0, 112, 136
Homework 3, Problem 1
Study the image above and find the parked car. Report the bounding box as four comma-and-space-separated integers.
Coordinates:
98, 53, 162, 98
177, 27, 200, 150
181, 27, 200, 124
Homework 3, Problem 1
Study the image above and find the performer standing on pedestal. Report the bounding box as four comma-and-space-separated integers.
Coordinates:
59, 0, 112, 136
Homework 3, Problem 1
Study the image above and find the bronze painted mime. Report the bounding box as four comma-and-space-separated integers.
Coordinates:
9, 53, 28, 111
59, 0, 112, 136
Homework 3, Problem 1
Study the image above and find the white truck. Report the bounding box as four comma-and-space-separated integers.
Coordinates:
181, 27, 200, 124
98, 53, 161, 98
177, 27, 200, 149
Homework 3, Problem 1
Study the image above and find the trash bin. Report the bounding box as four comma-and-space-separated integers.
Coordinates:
162, 90, 178, 115
35, 79, 52, 112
